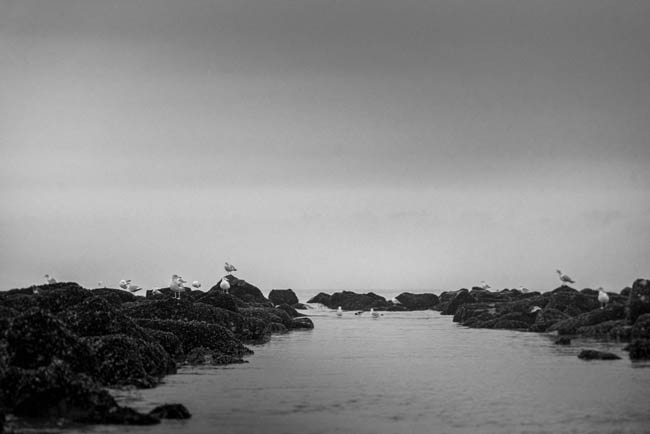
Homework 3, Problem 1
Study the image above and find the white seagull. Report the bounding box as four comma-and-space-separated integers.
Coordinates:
44, 274, 57, 285
224, 262, 237, 274
597, 287, 610, 309
119, 280, 128, 290
220, 277, 231, 293
336, 306, 343, 317
519, 285, 529, 293
371, 308, 379, 318
530, 306, 542, 313
192, 281, 201, 290
125, 280, 143, 293
480, 281, 491, 290
556, 270, 575, 285
170, 274, 185, 300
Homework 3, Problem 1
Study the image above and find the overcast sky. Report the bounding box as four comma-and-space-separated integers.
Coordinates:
1, 0, 649, 294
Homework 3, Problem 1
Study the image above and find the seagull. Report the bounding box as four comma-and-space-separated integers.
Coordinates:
125, 280, 143, 293
224, 262, 237, 274
170, 274, 185, 300
44, 274, 57, 285
119, 280, 128, 290
192, 281, 201, 290
480, 281, 491, 290
530, 306, 542, 313
354, 311, 364, 316
371, 308, 379, 318
519, 285, 529, 293
336, 306, 343, 317
220, 277, 230, 293
597, 287, 610, 309
556, 270, 575, 285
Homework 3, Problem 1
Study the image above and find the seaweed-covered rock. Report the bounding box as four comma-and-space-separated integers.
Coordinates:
91, 288, 138, 305
327, 291, 389, 311
548, 304, 625, 335
453, 303, 495, 324
268, 289, 299, 306
195, 291, 239, 313
576, 320, 631, 341
141, 328, 184, 359
530, 308, 571, 332
626, 339, 650, 360
149, 404, 191, 419
84, 334, 175, 388
275, 303, 305, 318
440, 289, 476, 316
577, 349, 621, 360
0, 360, 158, 424
631, 313, 650, 339
211, 276, 270, 306
291, 317, 314, 329
555, 336, 571, 345
627, 278, 650, 324
5, 309, 95, 373
34, 282, 92, 314
395, 292, 439, 310
62, 296, 150, 341
307, 292, 331, 306
546, 286, 600, 316
184, 347, 248, 366
134, 319, 252, 357
121, 298, 238, 330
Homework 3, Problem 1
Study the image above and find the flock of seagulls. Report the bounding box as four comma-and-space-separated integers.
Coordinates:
41, 261, 239, 301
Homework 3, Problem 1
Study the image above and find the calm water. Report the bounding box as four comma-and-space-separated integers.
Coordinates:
39, 306, 649, 434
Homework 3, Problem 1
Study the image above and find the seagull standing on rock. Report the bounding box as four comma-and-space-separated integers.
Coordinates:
556, 270, 575, 285
44, 274, 57, 284
125, 280, 143, 293
480, 281, 491, 290
170, 274, 185, 300
224, 262, 237, 274
119, 280, 128, 290
598, 287, 610, 309
192, 281, 201, 290
220, 277, 230, 293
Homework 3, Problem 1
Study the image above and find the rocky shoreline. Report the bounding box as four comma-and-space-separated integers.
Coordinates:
310, 279, 650, 361
0, 276, 313, 432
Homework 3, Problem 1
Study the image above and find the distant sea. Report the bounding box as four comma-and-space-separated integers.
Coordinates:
29, 289, 650, 434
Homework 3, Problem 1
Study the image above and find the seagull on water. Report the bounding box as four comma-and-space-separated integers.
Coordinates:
170, 274, 185, 300
597, 287, 610, 309
224, 262, 237, 274
480, 281, 491, 290
336, 306, 343, 317
192, 281, 201, 290
220, 277, 231, 293
44, 274, 57, 285
556, 270, 575, 285
371, 308, 380, 318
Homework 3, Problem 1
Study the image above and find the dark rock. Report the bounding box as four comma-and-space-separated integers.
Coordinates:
621, 287, 632, 297
293, 303, 311, 310
62, 296, 150, 341
5, 309, 95, 373
307, 292, 331, 306
631, 313, 650, 339
395, 292, 439, 310
453, 303, 495, 324
555, 336, 571, 345
291, 317, 315, 329
121, 298, 238, 330
195, 291, 239, 313
546, 286, 600, 317
34, 282, 92, 314
0, 360, 158, 425
626, 339, 650, 360
577, 349, 621, 360
84, 334, 175, 388
577, 320, 632, 341
627, 278, 650, 324
141, 328, 184, 359
134, 319, 252, 357
275, 303, 306, 318
149, 404, 191, 420
268, 289, 299, 306
440, 289, 477, 316
530, 308, 571, 332
328, 291, 389, 311
91, 288, 138, 305
210, 276, 271, 306
548, 304, 625, 335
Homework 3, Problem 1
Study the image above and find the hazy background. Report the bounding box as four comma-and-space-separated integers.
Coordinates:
1, 0, 649, 293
